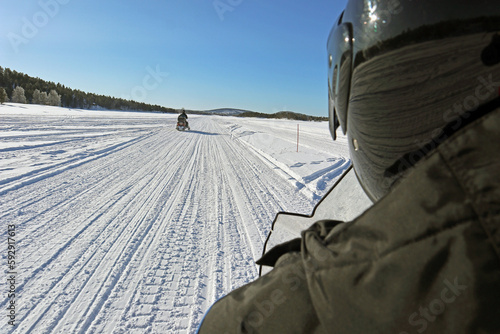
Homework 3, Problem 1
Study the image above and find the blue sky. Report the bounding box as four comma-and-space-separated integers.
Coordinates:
1, 0, 346, 116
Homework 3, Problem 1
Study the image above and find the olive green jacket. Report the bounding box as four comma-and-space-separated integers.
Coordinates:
198, 107, 500, 333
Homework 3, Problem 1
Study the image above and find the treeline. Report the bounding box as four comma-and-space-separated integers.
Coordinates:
238, 110, 328, 122
0, 67, 176, 113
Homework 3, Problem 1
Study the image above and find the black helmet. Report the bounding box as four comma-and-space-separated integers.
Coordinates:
327, 0, 500, 201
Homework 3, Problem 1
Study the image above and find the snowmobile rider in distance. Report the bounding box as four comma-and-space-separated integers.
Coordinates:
177, 109, 190, 130
198, 0, 500, 333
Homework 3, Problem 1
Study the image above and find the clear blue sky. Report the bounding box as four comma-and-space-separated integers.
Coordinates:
1, 0, 346, 116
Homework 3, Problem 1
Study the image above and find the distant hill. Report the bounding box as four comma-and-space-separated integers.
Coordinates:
237, 110, 328, 122
198, 108, 249, 116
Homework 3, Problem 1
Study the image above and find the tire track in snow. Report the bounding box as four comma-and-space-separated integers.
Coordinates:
0, 133, 152, 197
96, 130, 206, 334
51, 129, 196, 333
109, 120, 245, 333
0, 129, 160, 248
0, 126, 184, 334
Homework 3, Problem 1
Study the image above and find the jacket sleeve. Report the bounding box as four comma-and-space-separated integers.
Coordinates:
197, 250, 326, 334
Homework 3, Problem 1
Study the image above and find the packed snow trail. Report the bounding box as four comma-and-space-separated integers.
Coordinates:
0, 106, 350, 333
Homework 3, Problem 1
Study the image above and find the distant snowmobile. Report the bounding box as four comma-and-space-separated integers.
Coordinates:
176, 119, 190, 131
176, 109, 190, 131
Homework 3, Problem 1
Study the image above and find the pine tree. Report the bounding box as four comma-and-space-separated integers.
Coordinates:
0, 87, 7, 104
40, 92, 48, 105
11, 86, 27, 104
48, 89, 61, 106
32, 89, 42, 104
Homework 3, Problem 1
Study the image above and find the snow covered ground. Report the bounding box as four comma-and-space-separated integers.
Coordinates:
0, 103, 361, 333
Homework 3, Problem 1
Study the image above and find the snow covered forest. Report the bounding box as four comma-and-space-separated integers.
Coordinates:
0, 67, 176, 112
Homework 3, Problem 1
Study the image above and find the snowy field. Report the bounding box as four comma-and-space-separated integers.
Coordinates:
1, 103, 353, 333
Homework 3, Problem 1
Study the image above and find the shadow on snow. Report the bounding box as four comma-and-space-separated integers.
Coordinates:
184, 130, 219, 136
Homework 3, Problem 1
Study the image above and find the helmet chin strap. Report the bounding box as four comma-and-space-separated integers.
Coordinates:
385, 96, 500, 178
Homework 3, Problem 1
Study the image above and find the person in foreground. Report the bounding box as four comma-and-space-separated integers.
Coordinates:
198, 0, 500, 332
